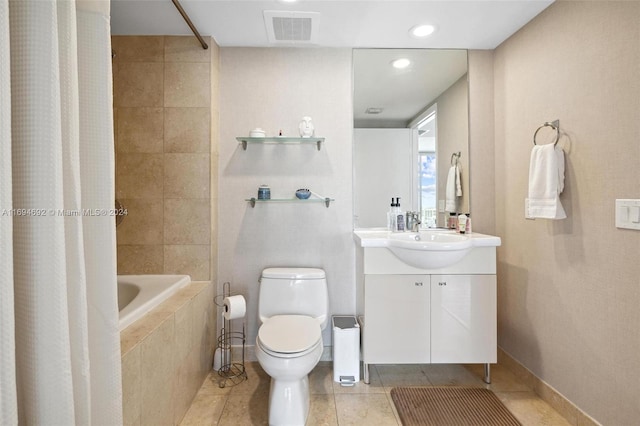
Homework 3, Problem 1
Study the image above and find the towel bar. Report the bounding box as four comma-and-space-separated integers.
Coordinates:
533, 120, 560, 146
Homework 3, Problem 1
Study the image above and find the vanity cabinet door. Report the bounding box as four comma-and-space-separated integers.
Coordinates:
363, 274, 430, 363
430, 274, 497, 363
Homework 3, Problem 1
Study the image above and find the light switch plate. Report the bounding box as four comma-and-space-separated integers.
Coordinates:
438, 200, 445, 212
615, 199, 640, 230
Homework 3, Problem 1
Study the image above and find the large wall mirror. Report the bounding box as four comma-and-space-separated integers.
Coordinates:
353, 49, 469, 229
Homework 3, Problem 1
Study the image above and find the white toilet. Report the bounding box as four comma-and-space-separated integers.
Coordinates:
256, 267, 329, 426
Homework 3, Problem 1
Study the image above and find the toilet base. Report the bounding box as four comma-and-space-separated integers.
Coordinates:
268, 375, 310, 426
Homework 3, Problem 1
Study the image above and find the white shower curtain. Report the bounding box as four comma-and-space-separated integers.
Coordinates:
0, 0, 122, 424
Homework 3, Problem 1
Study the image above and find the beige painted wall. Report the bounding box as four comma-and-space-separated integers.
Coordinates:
430, 75, 470, 223
468, 50, 495, 235
492, 2, 640, 424
112, 36, 219, 282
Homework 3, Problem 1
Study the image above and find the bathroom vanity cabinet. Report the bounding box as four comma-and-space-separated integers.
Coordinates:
363, 274, 496, 364
354, 230, 500, 384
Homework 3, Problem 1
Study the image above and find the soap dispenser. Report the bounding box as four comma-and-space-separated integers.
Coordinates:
387, 198, 396, 231
395, 197, 405, 232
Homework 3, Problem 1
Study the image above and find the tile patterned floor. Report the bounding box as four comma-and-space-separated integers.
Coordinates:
180, 362, 571, 425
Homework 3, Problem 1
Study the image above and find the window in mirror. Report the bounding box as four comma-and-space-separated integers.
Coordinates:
353, 49, 469, 229
417, 109, 437, 227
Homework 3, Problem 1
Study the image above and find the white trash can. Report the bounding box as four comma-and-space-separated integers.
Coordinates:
332, 316, 360, 386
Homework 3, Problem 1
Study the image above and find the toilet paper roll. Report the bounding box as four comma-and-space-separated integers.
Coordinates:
223, 295, 246, 320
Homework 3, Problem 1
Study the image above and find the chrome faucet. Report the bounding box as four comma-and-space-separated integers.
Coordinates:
406, 211, 422, 232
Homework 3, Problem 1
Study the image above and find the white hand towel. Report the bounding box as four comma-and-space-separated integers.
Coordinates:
526, 144, 566, 219
455, 163, 462, 197
445, 165, 458, 212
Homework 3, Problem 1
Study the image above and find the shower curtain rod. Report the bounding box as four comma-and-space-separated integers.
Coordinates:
171, 0, 209, 50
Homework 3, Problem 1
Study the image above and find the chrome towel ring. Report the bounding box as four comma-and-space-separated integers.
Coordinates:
533, 120, 560, 146
450, 151, 461, 166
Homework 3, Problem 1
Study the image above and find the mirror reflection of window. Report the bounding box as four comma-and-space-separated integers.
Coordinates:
417, 109, 437, 228
353, 49, 469, 229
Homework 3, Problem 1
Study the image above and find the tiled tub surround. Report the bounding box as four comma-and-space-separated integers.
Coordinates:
120, 280, 215, 426
112, 35, 220, 281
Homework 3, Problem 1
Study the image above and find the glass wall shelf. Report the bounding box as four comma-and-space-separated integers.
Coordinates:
246, 197, 334, 208
236, 137, 324, 151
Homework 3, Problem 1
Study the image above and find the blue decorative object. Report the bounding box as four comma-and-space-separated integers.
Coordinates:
296, 189, 311, 199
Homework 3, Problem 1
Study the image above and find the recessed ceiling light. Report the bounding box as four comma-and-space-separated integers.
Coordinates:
365, 107, 384, 115
391, 58, 411, 69
410, 24, 436, 38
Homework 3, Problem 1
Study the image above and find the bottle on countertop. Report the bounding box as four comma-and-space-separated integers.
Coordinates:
395, 197, 405, 232
465, 213, 472, 234
387, 198, 396, 231
457, 214, 468, 234
449, 212, 457, 229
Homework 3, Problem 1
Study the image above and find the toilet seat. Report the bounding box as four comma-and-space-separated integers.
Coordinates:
258, 315, 321, 358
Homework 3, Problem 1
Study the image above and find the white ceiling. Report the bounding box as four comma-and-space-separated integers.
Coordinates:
110, 0, 554, 49
111, 0, 553, 125
353, 49, 467, 126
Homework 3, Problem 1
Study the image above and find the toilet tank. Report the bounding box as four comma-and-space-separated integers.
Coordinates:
259, 268, 329, 329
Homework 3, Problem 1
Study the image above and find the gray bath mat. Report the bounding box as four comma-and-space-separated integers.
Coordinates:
390, 387, 521, 426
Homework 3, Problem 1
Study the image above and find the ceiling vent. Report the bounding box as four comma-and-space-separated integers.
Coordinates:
263, 11, 320, 44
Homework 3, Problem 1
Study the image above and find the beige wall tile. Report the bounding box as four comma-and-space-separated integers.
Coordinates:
112, 36, 164, 63
112, 62, 119, 107
173, 349, 202, 425
192, 284, 215, 379
113, 107, 118, 153
141, 317, 175, 426
113, 36, 219, 295
115, 62, 164, 107
164, 199, 210, 244
116, 154, 163, 199
164, 108, 210, 153
164, 62, 210, 107
120, 310, 172, 356
210, 109, 220, 157
164, 154, 210, 199
116, 199, 163, 245
164, 245, 210, 281
210, 61, 219, 109
209, 37, 220, 70
121, 345, 142, 426
164, 36, 210, 63
174, 298, 195, 365
117, 244, 164, 274
117, 107, 164, 153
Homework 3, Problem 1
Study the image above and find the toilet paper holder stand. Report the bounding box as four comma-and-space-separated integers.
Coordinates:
214, 282, 247, 388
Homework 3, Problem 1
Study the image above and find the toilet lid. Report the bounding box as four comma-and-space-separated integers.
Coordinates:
258, 315, 321, 354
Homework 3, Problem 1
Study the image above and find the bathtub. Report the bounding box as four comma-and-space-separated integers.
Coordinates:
118, 275, 191, 331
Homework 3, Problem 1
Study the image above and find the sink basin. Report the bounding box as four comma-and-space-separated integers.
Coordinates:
386, 232, 472, 269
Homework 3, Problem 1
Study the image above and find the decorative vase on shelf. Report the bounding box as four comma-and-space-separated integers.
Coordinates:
298, 116, 314, 138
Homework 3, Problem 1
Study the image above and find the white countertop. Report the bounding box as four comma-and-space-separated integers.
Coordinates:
353, 228, 502, 248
